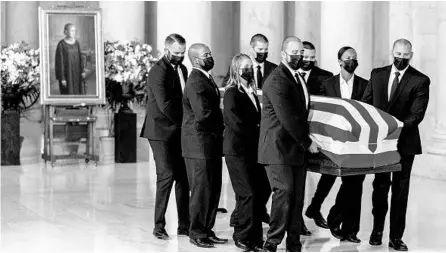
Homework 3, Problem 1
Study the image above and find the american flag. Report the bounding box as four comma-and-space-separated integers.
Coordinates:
309, 96, 403, 168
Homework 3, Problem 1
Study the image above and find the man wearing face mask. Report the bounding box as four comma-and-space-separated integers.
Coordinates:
222, 34, 277, 91
182, 43, 227, 248
249, 33, 278, 89
298, 41, 333, 95
362, 39, 430, 251
314, 46, 368, 243
259, 36, 320, 252
140, 34, 190, 240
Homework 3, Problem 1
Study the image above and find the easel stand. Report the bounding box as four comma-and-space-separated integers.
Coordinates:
42, 104, 98, 167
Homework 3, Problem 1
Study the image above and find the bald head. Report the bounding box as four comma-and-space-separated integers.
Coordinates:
392, 38, 413, 60
282, 36, 302, 52
188, 43, 212, 68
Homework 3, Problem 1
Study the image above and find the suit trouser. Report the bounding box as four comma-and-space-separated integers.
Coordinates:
372, 155, 415, 240
185, 157, 222, 239
307, 174, 337, 214
226, 155, 264, 243
149, 139, 190, 232
327, 174, 366, 235
265, 164, 307, 248
230, 161, 271, 224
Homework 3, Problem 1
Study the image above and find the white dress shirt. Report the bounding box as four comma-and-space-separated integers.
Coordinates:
172, 64, 186, 92
298, 69, 312, 83
285, 64, 309, 109
240, 83, 258, 111
387, 64, 409, 101
340, 74, 355, 99
252, 60, 265, 87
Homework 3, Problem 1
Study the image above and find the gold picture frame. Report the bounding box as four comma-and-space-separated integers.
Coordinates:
39, 7, 105, 105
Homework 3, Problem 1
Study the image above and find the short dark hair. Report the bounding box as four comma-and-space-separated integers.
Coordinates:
303, 41, 315, 50
338, 46, 354, 60
250, 34, 269, 47
165, 33, 186, 47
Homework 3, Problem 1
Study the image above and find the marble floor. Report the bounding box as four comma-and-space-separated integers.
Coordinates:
1, 155, 446, 252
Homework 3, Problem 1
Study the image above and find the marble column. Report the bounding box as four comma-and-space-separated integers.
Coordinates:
320, 2, 373, 79
388, 1, 414, 64
288, 2, 321, 61
157, 1, 212, 72
5, 1, 39, 48
1, 2, 6, 46
426, 2, 446, 155
239, 2, 284, 65
99, 1, 145, 42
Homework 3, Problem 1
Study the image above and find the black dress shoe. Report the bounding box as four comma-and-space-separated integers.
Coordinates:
389, 238, 408, 251
190, 238, 214, 248
263, 242, 277, 252
234, 240, 251, 252
330, 226, 345, 240
177, 229, 189, 237
262, 213, 271, 224
342, 234, 361, 243
369, 231, 383, 246
286, 246, 302, 252
153, 229, 169, 240
301, 224, 312, 236
251, 244, 266, 252
217, 207, 228, 213
305, 210, 329, 229
209, 235, 228, 244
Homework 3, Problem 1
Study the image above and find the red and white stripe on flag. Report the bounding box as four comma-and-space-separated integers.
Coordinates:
308, 96, 403, 168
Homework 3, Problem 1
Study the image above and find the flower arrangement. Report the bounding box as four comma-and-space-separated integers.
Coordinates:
103, 40, 158, 136
1, 41, 40, 114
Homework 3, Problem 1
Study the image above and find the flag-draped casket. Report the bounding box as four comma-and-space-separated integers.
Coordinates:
307, 95, 403, 173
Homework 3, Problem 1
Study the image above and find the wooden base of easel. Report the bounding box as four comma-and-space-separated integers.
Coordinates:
42, 105, 98, 167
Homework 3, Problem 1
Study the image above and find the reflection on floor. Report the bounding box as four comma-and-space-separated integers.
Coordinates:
1, 157, 446, 252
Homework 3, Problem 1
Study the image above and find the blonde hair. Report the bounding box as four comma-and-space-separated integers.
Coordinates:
226, 53, 253, 92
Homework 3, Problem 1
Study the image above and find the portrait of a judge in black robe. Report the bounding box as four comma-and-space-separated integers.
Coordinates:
55, 23, 86, 95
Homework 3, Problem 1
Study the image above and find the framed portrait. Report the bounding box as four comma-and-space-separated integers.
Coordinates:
39, 7, 105, 105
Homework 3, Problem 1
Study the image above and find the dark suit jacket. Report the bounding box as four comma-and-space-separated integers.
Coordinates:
223, 85, 261, 158
304, 66, 333, 95
320, 74, 368, 100
362, 65, 430, 155
258, 63, 312, 166
181, 69, 224, 159
222, 60, 278, 89
140, 56, 188, 141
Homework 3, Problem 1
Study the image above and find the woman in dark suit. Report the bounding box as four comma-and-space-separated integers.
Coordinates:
223, 54, 267, 251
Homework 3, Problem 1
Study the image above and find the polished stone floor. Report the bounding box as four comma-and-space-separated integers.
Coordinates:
1, 155, 446, 252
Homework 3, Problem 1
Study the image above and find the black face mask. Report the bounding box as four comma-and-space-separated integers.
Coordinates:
197, 56, 214, 72
301, 60, 315, 71
240, 67, 254, 82
255, 52, 268, 63
393, 57, 410, 71
167, 51, 184, 66
342, 59, 359, 74
287, 53, 303, 70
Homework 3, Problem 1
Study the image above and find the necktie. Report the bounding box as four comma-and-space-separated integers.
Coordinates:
256, 66, 263, 89
208, 75, 220, 96
389, 72, 400, 101
300, 71, 306, 81
295, 73, 309, 109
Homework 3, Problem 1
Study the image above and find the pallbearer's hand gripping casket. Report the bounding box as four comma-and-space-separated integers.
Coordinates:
307, 96, 403, 176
